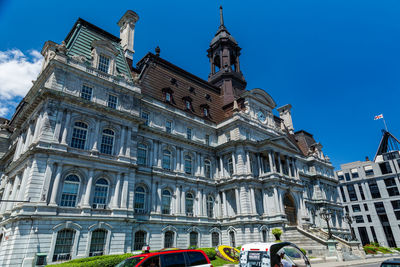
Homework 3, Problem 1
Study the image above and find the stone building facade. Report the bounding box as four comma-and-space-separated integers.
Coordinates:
336, 130, 400, 248
0, 9, 347, 266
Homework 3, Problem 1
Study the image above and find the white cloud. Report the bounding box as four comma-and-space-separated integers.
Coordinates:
0, 49, 43, 117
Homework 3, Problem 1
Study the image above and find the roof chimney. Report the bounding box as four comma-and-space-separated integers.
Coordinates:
277, 104, 294, 134
118, 10, 139, 60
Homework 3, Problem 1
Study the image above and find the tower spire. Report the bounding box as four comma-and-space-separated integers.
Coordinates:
219, 6, 224, 27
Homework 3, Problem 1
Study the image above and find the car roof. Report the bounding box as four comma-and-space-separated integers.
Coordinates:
131, 249, 206, 258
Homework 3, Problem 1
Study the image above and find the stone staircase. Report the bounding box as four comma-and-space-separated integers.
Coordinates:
281, 226, 328, 257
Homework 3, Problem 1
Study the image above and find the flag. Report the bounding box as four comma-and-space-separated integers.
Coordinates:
374, 114, 383, 120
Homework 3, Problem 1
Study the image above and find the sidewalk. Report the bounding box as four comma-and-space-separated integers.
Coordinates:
312, 254, 396, 267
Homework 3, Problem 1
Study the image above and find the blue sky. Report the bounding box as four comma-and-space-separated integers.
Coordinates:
0, 0, 399, 169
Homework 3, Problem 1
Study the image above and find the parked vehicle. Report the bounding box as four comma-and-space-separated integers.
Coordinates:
381, 258, 400, 266
239, 242, 311, 267
115, 249, 212, 267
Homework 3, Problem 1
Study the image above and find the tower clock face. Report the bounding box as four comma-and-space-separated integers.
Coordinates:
257, 111, 266, 122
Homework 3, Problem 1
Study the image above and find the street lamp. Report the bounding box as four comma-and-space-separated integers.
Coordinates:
343, 213, 356, 241
320, 208, 333, 240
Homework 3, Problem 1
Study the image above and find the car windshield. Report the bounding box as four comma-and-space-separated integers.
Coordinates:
115, 256, 145, 267
381, 264, 400, 267
281, 246, 309, 267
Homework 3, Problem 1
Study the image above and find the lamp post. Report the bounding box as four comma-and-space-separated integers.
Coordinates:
344, 212, 356, 241
320, 208, 333, 240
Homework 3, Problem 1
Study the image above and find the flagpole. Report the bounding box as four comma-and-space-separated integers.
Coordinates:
383, 117, 388, 132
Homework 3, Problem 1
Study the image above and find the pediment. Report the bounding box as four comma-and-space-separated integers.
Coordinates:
270, 135, 300, 152
91, 40, 119, 56
243, 88, 276, 109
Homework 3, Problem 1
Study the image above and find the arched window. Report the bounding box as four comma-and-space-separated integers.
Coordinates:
162, 150, 172, 170
211, 232, 220, 247
71, 122, 88, 149
189, 231, 198, 247
137, 143, 148, 165
161, 189, 172, 215
228, 158, 234, 176
93, 178, 109, 209
100, 129, 114, 155
53, 229, 75, 262
184, 155, 192, 174
203, 107, 209, 117
134, 231, 147, 251
262, 229, 267, 242
186, 192, 194, 216
207, 195, 214, 218
89, 229, 107, 256
164, 231, 174, 248
229, 231, 236, 247
205, 160, 211, 178
60, 175, 80, 207
134, 186, 146, 213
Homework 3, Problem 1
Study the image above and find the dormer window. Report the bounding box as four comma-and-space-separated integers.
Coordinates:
203, 108, 208, 117
98, 55, 110, 73
166, 92, 171, 102
162, 88, 175, 104
200, 104, 210, 118
185, 100, 191, 110
182, 96, 193, 112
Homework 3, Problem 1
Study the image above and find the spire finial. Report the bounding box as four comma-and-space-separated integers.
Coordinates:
219, 6, 224, 26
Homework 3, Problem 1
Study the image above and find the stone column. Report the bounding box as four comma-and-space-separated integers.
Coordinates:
0, 178, 11, 213
268, 150, 274, 173
273, 187, 280, 214
13, 135, 23, 161
232, 153, 236, 175
91, 120, 100, 151
262, 188, 268, 215
286, 156, 292, 177
61, 111, 71, 145
279, 189, 284, 213
151, 180, 157, 212
156, 183, 161, 213
250, 187, 257, 215
175, 185, 181, 214
222, 190, 228, 217
197, 189, 202, 216
121, 173, 129, 209
6, 174, 21, 211
202, 190, 207, 217
52, 110, 63, 142
82, 168, 94, 207
112, 173, 121, 209
153, 141, 158, 166
235, 187, 241, 215
257, 154, 262, 176
246, 151, 251, 174
23, 123, 33, 153
181, 189, 186, 215
119, 127, 126, 156
49, 163, 63, 206
219, 157, 224, 178
157, 141, 162, 168
200, 155, 205, 176
18, 164, 31, 202
277, 153, 283, 175
125, 127, 131, 157
217, 193, 222, 218
180, 148, 184, 172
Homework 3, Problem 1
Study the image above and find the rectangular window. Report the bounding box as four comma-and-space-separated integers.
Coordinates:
380, 162, 392, 174
347, 184, 358, 201
370, 226, 378, 243
367, 215, 372, 222
385, 177, 399, 196
205, 134, 210, 145
107, 94, 118, 109
345, 205, 349, 212
351, 168, 359, 178
345, 173, 351, 181
166, 121, 172, 133
98, 55, 110, 73
186, 128, 192, 140
358, 184, 365, 200
354, 215, 364, 223
340, 186, 347, 202
364, 203, 369, 211
337, 171, 344, 181
141, 112, 149, 126
368, 180, 381, 199
81, 85, 92, 101
364, 165, 374, 176
391, 200, 400, 220
352, 204, 361, 212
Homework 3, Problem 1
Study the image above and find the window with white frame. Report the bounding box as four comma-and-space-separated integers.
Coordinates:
166, 121, 172, 133
262, 229, 267, 242
187, 128, 192, 140
134, 231, 147, 251
364, 165, 374, 176
212, 232, 219, 247
60, 175, 80, 207
189, 231, 198, 247
164, 231, 174, 248
89, 229, 107, 256
141, 112, 149, 126
80, 85, 93, 101
207, 195, 214, 218
162, 150, 172, 170
184, 155, 192, 174
205, 134, 210, 145
351, 168, 359, 178
53, 229, 75, 262
229, 231, 236, 247
205, 160, 211, 178
134, 186, 146, 213
98, 55, 110, 73
137, 143, 148, 165
161, 189, 172, 215
186, 192, 194, 216
71, 121, 88, 149
107, 94, 118, 109
228, 158, 234, 176
100, 129, 114, 155
92, 178, 109, 209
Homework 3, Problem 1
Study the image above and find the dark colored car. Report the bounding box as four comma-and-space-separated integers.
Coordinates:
115, 249, 212, 267
381, 258, 400, 267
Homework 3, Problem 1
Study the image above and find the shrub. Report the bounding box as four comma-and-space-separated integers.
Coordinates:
47, 253, 134, 267
300, 248, 307, 256
377, 246, 392, 254
394, 248, 400, 252
371, 242, 380, 247
363, 245, 377, 254
272, 228, 282, 236
198, 247, 217, 260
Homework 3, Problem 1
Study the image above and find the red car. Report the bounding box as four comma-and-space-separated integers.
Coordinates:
115, 249, 212, 267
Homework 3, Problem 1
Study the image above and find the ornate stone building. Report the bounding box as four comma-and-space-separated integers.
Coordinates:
0, 8, 348, 266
